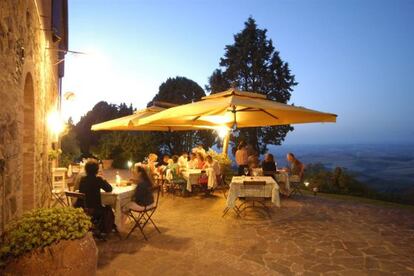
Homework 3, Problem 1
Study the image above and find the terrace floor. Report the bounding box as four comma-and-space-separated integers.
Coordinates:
96, 192, 414, 275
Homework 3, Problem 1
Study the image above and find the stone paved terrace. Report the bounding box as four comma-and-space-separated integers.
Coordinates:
96, 192, 414, 275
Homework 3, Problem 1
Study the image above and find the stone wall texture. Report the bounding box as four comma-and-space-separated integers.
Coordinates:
0, 0, 62, 232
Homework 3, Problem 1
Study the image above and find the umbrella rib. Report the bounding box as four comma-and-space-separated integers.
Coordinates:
260, 109, 279, 120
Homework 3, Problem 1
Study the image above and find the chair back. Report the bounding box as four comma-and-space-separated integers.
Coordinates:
242, 181, 266, 198
263, 171, 276, 177
243, 180, 266, 187
52, 168, 68, 192
152, 185, 161, 208
289, 175, 302, 183
65, 191, 85, 207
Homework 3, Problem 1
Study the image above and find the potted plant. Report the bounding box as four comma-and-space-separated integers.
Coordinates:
48, 148, 62, 169
93, 135, 118, 169
0, 207, 97, 275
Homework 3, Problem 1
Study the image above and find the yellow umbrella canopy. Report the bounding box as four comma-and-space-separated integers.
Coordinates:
91, 105, 216, 132
139, 88, 337, 128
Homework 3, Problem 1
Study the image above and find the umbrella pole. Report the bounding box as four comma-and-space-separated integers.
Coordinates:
222, 132, 230, 157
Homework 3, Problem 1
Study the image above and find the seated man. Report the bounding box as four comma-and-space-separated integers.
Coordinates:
79, 160, 113, 230
262, 153, 277, 175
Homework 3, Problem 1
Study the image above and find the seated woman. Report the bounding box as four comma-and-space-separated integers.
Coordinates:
203, 155, 221, 189
167, 155, 187, 193
158, 154, 170, 167
187, 152, 199, 169
78, 160, 113, 231
262, 153, 277, 176
178, 152, 188, 170
123, 166, 155, 212
196, 152, 205, 169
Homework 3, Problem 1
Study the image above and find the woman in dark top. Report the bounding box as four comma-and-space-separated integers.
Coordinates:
78, 160, 112, 216
262, 153, 277, 176
123, 166, 155, 212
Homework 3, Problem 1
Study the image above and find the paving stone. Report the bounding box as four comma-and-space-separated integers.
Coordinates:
96, 193, 414, 275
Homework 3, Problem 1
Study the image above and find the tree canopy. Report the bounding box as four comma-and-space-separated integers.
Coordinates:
74, 101, 134, 153
148, 76, 215, 154
207, 17, 298, 153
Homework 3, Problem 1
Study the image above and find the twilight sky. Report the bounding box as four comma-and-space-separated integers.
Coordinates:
62, 0, 414, 145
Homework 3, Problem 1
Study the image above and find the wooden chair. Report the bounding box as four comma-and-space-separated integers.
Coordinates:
126, 186, 161, 240
237, 181, 271, 218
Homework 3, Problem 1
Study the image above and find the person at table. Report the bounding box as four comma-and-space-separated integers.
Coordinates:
204, 155, 221, 179
167, 155, 187, 193
262, 153, 277, 176
287, 153, 304, 178
248, 151, 260, 172
78, 160, 113, 223
178, 152, 188, 170
196, 152, 205, 169
188, 152, 199, 169
123, 166, 155, 212
192, 144, 206, 157
147, 153, 158, 173
235, 141, 248, 175
158, 154, 170, 167
157, 154, 169, 170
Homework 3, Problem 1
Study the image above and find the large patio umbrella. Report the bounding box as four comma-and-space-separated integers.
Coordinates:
91, 105, 216, 132
139, 88, 337, 155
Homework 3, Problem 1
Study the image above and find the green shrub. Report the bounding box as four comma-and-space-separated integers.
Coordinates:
0, 207, 92, 265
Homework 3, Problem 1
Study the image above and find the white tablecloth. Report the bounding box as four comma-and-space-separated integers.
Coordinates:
101, 185, 136, 231
183, 168, 217, 192
226, 176, 280, 208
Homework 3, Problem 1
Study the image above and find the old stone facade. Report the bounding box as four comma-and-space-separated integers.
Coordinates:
0, 0, 68, 232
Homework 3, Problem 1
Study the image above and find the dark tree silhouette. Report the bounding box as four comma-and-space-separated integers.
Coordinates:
148, 76, 215, 154
207, 17, 298, 153
74, 101, 134, 153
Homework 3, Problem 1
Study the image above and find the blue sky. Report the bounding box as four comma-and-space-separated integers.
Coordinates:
62, 0, 414, 144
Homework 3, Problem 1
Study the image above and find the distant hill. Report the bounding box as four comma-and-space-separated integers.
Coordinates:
267, 143, 414, 194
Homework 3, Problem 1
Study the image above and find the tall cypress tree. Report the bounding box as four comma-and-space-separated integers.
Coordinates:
207, 17, 298, 153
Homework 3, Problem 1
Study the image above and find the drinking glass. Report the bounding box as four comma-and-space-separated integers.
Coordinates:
244, 167, 249, 176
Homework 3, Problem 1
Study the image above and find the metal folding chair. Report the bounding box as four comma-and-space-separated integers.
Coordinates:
126, 186, 161, 240
65, 191, 85, 207
237, 181, 271, 218
289, 175, 303, 197
214, 174, 229, 199
51, 168, 68, 206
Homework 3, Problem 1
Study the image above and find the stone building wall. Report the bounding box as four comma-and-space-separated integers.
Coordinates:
0, 0, 63, 232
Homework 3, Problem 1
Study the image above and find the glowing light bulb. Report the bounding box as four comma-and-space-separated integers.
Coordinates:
48, 110, 65, 138
217, 126, 229, 139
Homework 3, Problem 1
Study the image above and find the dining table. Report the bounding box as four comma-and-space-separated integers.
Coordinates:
101, 184, 136, 232
182, 168, 217, 192
225, 176, 280, 209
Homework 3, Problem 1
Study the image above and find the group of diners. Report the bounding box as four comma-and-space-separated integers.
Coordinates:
137, 145, 221, 194
235, 141, 304, 194
74, 159, 156, 237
